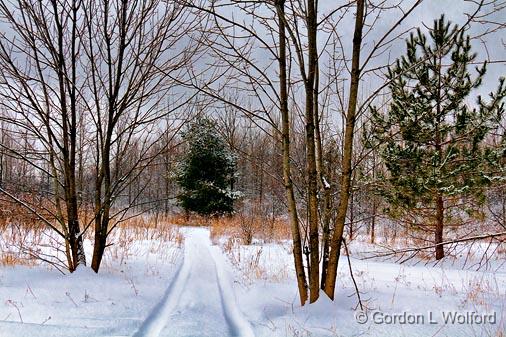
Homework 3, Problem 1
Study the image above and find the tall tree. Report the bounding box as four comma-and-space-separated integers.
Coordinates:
183, 0, 428, 303
368, 15, 506, 260
276, 0, 308, 304
323, 0, 365, 300
83, 0, 200, 272
0, 0, 201, 272
0, 0, 87, 271
176, 118, 239, 215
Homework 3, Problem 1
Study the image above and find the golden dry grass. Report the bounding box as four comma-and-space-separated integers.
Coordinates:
0, 253, 36, 267
208, 214, 291, 245
0, 200, 184, 268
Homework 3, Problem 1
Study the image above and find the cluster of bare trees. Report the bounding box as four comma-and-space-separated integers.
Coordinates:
180, 0, 505, 304
0, 0, 204, 272
0, 0, 505, 306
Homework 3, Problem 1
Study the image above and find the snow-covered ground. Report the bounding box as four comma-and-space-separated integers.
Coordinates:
0, 226, 504, 337
0, 224, 182, 337
216, 232, 505, 337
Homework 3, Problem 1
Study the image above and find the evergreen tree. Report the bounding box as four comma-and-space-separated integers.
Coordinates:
176, 118, 239, 215
367, 15, 506, 260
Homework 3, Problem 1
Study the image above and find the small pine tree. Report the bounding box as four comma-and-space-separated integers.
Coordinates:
367, 15, 506, 260
176, 118, 239, 215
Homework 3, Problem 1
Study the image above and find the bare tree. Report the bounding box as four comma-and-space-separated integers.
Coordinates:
0, 0, 89, 271
181, 0, 430, 304
0, 0, 203, 272
81, 0, 203, 272
276, 0, 308, 304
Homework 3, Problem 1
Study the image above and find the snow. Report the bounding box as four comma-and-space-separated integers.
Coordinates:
0, 261, 179, 337
208, 237, 255, 337
0, 227, 182, 337
132, 247, 190, 337
218, 236, 506, 337
133, 227, 254, 337
322, 177, 331, 189
0, 226, 504, 337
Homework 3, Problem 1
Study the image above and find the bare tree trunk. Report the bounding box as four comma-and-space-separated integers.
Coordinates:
324, 0, 365, 300
276, 0, 308, 305
349, 190, 354, 240
370, 151, 377, 244
85, 0, 196, 272
316, 71, 333, 291
371, 201, 376, 244
53, 0, 86, 271
91, 102, 114, 272
91, 220, 108, 272
304, 0, 320, 304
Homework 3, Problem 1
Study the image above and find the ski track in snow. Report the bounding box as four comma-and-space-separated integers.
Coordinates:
133, 227, 255, 337
210, 242, 255, 337
131, 243, 191, 337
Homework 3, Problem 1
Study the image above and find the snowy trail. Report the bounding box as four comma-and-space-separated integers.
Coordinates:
133, 227, 254, 337
132, 239, 192, 337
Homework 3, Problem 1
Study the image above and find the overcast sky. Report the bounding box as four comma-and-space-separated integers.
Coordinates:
318, 0, 505, 97
0, 0, 504, 115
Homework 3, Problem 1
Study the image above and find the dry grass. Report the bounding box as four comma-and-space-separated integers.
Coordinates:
0, 253, 35, 267
165, 213, 216, 227
0, 222, 49, 268
459, 274, 502, 308
157, 210, 293, 284
208, 214, 290, 245
116, 213, 183, 242
0, 199, 46, 231
103, 217, 183, 269
221, 235, 291, 284
0, 200, 184, 270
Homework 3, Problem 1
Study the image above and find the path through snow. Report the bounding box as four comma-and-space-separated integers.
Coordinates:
133, 227, 255, 337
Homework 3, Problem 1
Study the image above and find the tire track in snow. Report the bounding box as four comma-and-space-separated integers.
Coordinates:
132, 227, 254, 337
132, 246, 191, 337
209, 245, 255, 337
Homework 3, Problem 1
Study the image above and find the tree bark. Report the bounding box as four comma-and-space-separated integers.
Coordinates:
370, 152, 377, 244
305, 0, 320, 304
316, 76, 332, 291
370, 201, 376, 244
434, 39, 444, 261
323, 0, 365, 300
276, 0, 308, 305
91, 227, 107, 272
54, 0, 86, 271
435, 195, 445, 260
